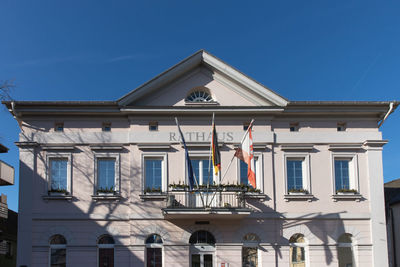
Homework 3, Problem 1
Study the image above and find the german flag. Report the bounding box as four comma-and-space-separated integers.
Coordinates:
212, 121, 221, 175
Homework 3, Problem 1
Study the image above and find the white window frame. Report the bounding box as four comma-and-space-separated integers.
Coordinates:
236, 153, 263, 191
188, 153, 219, 186
46, 153, 72, 194
145, 234, 164, 267
331, 153, 359, 194
142, 153, 168, 193
284, 153, 311, 194
94, 153, 120, 194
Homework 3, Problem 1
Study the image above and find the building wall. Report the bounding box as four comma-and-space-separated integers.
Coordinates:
16, 114, 387, 267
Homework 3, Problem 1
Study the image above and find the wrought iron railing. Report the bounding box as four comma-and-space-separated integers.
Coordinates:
165, 190, 247, 209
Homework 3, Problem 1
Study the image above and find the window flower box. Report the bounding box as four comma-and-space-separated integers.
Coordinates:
144, 187, 162, 195
288, 189, 309, 195
336, 189, 358, 195
96, 187, 116, 195
168, 182, 189, 191
48, 189, 69, 196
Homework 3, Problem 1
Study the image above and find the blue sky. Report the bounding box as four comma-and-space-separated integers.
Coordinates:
1, 0, 399, 211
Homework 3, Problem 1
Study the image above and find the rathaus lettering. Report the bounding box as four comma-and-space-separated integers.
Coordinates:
169, 132, 234, 142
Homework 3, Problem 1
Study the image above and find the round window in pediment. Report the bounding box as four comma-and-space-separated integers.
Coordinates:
185, 90, 214, 103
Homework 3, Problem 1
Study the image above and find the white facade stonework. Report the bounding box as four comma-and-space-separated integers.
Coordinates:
4, 50, 398, 267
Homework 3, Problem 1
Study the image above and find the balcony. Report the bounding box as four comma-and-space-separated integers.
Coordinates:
0, 160, 14, 186
162, 190, 252, 219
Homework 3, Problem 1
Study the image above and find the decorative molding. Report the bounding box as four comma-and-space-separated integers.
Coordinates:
91, 195, 122, 201
133, 225, 171, 245
328, 144, 363, 151
42, 195, 73, 202
90, 226, 121, 245
280, 144, 314, 151
90, 144, 124, 150
284, 194, 314, 202
331, 194, 362, 202
139, 194, 168, 201
180, 225, 224, 244
15, 141, 39, 148
41, 144, 76, 150
138, 143, 171, 150
39, 226, 74, 246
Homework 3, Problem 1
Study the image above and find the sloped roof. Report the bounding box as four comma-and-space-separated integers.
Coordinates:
117, 50, 289, 107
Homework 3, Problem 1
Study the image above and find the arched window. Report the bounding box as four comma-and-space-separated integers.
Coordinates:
146, 234, 163, 267
242, 233, 260, 267
98, 234, 114, 267
49, 234, 67, 267
338, 233, 353, 267
189, 230, 216, 245
289, 234, 306, 267
185, 89, 214, 103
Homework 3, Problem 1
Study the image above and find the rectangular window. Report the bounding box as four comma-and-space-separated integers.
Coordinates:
55, 123, 64, 132
94, 153, 120, 195
97, 159, 116, 191
332, 154, 359, 195
335, 159, 350, 191
285, 154, 310, 194
149, 122, 158, 131
50, 159, 68, 191
337, 123, 346, 132
287, 159, 303, 191
102, 122, 111, 132
289, 123, 299, 132
145, 159, 162, 191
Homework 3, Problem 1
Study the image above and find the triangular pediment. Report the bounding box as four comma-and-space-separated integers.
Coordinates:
118, 50, 288, 107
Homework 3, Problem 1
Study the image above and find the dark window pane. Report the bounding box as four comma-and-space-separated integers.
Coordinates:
146, 248, 162, 267
98, 235, 115, 244
99, 248, 114, 267
191, 254, 200, 267
51, 248, 66, 267
204, 254, 213, 267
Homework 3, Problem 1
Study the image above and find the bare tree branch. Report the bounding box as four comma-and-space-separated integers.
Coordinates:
0, 80, 15, 101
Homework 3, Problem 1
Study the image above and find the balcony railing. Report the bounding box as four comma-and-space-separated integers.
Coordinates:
0, 160, 14, 186
161, 189, 252, 219
166, 190, 247, 209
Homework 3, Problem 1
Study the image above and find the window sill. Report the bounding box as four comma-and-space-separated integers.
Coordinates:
42, 195, 73, 202
92, 195, 122, 201
332, 194, 362, 202
284, 194, 314, 202
140, 193, 168, 201
244, 192, 268, 200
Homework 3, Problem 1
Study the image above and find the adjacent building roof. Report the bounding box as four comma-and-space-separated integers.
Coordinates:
0, 144, 8, 153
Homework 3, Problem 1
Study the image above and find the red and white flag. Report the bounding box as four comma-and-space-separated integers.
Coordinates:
234, 121, 256, 188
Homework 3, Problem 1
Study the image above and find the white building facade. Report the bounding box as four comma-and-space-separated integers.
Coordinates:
4, 50, 397, 267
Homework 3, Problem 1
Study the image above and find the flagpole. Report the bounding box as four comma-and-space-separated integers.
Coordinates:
219, 119, 255, 184
205, 113, 215, 206
174, 117, 205, 207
